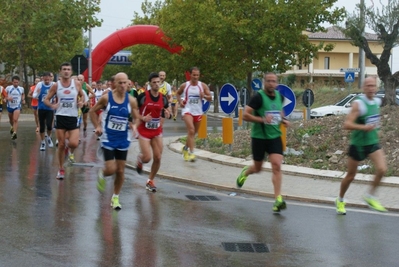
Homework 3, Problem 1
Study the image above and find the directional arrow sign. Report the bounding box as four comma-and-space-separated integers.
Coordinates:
251, 78, 262, 91
202, 98, 210, 113
219, 83, 239, 115
276, 84, 296, 116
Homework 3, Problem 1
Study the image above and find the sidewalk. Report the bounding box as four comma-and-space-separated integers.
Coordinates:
126, 136, 399, 212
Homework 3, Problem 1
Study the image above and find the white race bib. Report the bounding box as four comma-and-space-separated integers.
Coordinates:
145, 118, 160, 129
264, 110, 281, 125
107, 115, 127, 131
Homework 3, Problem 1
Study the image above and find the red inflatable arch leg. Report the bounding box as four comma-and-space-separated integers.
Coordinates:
83, 25, 182, 82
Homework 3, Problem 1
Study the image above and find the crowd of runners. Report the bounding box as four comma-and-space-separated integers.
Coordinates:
0, 65, 387, 214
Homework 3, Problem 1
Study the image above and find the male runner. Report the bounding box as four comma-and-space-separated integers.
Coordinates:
136, 72, 171, 192
44, 62, 84, 179
90, 72, 140, 210
177, 67, 212, 161
5, 76, 26, 140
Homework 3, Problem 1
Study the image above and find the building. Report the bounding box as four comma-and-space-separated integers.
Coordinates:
283, 26, 382, 88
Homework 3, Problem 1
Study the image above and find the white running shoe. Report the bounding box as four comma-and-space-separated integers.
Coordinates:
40, 141, 46, 151
47, 136, 54, 148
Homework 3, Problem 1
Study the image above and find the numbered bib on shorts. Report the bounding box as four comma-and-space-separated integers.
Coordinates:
264, 110, 281, 125
366, 114, 380, 128
60, 97, 74, 108
145, 118, 160, 129
107, 115, 127, 131
188, 96, 200, 105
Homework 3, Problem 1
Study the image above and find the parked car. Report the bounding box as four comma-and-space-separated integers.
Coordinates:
310, 93, 399, 119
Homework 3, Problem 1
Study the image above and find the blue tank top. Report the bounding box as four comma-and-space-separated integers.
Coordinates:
101, 91, 131, 150
38, 82, 54, 110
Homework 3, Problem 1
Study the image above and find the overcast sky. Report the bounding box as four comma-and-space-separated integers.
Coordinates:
89, 0, 397, 71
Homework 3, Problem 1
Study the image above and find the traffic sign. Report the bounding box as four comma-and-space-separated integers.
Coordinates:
202, 99, 210, 113
302, 89, 314, 107
276, 84, 296, 116
251, 78, 262, 91
219, 83, 239, 115
340, 68, 360, 72
71, 54, 88, 74
345, 72, 355, 83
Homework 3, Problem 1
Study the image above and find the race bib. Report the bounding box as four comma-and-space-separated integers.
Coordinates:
188, 96, 199, 105
264, 110, 281, 125
107, 115, 127, 131
366, 114, 380, 128
60, 97, 74, 108
11, 97, 19, 104
145, 118, 160, 129
41, 94, 47, 102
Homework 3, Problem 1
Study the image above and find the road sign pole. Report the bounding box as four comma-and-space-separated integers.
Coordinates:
307, 92, 311, 120
78, 57, 81, 75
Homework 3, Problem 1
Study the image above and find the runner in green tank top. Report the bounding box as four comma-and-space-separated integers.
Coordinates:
236, 72, 290, 213
336, 77, 387, 215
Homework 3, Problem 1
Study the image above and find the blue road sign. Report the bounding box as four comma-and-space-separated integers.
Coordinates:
345, 72, 355, 83
251, 78, 262, 91
202, 99, 210, 113
276, 84, 296, 116
219, 83, 239, 115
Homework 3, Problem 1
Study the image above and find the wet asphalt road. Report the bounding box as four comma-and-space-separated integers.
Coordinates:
0, 120, 399, 267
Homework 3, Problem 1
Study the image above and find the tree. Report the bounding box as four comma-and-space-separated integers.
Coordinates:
341, 0, 399, 105
157, 0, 345, 96
0, 0, 101, 91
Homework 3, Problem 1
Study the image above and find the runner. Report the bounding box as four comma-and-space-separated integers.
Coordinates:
77, 74, 95, 138
43, 62, 84, 179
158, 71, 172, 102
135, 72, 172, 192
336, 77, 387, 215
5, 76, 26, 140
171, 85, 179, 120
90, 72, 140, 210
28, 77, 41, 132
235, 72, 290, 213
33, 72, 55, 151
0, 84, 5, 125
177, 67, 212, 161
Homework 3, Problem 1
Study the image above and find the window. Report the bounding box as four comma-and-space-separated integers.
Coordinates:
324, 57, 330, 69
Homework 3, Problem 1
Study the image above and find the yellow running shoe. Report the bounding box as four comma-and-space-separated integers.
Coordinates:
182, 146, 190, 161
68, 153, 75, 164
188, 153, 196, 162
111, 196, 122, 210
97, 169, 105, 193
236, 166, 249, 188
335, 198, 346, 215
273, 195, 287, 212
363, 196, 387, 212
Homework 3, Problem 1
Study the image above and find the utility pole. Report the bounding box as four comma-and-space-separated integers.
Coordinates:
88, 1, 92, 84
358, 0, 366, 88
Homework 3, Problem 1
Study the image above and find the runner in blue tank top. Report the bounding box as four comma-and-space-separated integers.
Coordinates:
90, 72, 141, 210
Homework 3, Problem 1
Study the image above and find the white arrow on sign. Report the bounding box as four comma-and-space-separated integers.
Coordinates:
221, 92, 235, 106
253, 81, 261, 89
283, 97, 292, 109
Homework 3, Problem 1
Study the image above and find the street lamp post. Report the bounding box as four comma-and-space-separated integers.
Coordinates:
358, 0, 366, 88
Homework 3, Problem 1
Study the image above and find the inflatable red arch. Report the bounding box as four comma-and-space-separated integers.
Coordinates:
83, 25, 182, 82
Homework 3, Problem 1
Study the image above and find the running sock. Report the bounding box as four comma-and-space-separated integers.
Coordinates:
112, 194, 119, 198
339, 197, 344, 202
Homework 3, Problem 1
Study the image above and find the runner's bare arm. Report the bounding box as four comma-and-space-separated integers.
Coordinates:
76, 82, 84, 108
89, 94, 108, 129
177, 83, 185, 107
44, 83, 58, 108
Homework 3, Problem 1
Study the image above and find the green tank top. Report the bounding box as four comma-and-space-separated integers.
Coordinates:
350, 96, 380, 146
82, 82, 88, 94
251, 90, 283, 140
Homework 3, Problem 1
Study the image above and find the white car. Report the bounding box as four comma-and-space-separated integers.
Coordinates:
310, 93, 359, 118
310, 92, 398, 119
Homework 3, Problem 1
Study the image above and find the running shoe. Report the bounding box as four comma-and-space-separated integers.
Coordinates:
10, 126, 13, 135
146, 180, 157, 192
47, 137, 54, 148
40, 141, 46, 151
173, 116, 176, 121
56, 169, 65, 179
363, 196, 387, 212
136, 155, 143, 174
68, 153, 75, 164
97, 169, 105, 193
188, 153, 196, 162
56, 139, 59, 147
335, 198, 346, 215
182, 147, 190, 161
11, 132, 17, 140
111, 196, 122, 210
273, 195, 287, 212
236, 166, 249, 188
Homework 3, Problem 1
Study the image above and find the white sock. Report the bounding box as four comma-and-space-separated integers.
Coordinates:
112, 194, 119, 198
339, 197, 344, 202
